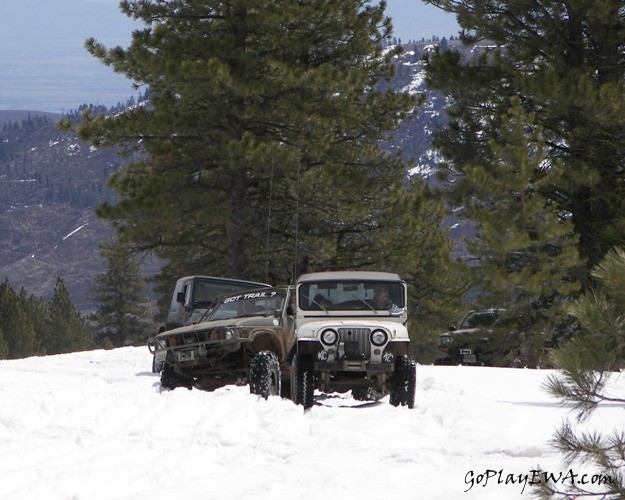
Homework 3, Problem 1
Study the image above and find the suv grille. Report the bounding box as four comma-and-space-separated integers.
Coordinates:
338, 328, 371, 359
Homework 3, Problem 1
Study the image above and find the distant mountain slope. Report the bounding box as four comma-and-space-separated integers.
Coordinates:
0, 110, 61, 127
0, 104, 138, 311
0, 40, 472, 313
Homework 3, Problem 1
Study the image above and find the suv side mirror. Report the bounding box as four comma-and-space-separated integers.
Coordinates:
176, 291, 185, 304
286, 304, 295, 316
411, 299, 420, 315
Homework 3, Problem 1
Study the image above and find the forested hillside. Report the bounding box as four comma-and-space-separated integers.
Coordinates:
0, 99, 159, 312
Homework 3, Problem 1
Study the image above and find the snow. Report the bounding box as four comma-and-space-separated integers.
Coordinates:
62, 223, 89, 241
0, 347, 622, 499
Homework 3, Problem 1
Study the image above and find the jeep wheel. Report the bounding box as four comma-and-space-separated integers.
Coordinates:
290, 353, 314, 409
389, 355, 416, 408
352, 388, 373, 401
160, 364, 193, 391
249, 351, 281, 399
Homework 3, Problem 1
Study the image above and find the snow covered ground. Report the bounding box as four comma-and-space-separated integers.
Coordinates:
0, 347, 622, 499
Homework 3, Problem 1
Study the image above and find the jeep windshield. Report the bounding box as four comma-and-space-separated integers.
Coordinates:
207, 289, 288, 321
298, 280, 405, 311
459, 310, 503, 329
191, 279, 268, 307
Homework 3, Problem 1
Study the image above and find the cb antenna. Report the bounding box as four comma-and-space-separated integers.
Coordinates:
292, 158, 301, 284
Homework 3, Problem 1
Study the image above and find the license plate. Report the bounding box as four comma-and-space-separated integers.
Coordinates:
344, 341, 361, 357
462, 354, 477, 364
459, 348, 473, 355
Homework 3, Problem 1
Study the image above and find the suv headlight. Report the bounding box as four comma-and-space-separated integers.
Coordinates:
320, 328, 338, 346
370, 329, 388, 347
440, 335, 452, 345
209, 327, 239, 340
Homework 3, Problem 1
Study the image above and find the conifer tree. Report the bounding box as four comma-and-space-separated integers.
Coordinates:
44, 277, 93, 355
455, 99, 580, 366
0, 280, 38, 359
383, 178, 466, 349
62, 0, 421, 287
92, 241, 152, 346
424, 0, 625, 277
536, 248, 625, 498
0, 326, 8, 359
26, 292, 51, 350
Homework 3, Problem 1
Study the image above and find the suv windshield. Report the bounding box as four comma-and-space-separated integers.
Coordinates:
298, 280, 405, 311
459, 311, 501, 329
207, 289, 288, 321
191, 279, 267, 307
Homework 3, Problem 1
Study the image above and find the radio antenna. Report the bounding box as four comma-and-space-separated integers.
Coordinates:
264, 149, 274, 283
292, 158, 301, 284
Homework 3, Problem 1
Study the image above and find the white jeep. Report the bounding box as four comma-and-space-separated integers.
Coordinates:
290, 271, 416, 408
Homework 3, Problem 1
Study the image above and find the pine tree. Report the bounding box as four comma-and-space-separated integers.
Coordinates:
26, 293, 51, 355
92, 241, 152, 347
61, 0, 419, 286
0, 280, 38, 359
455, 99, 580, 366
44, 277, 93, 355
424, 0, 625, 277
0, 326, 8, 359
536, 248, 625, 498
382, 178, 466, 352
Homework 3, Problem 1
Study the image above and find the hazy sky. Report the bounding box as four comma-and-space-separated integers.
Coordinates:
386, 0, 460, 41
0, 0, 460, 112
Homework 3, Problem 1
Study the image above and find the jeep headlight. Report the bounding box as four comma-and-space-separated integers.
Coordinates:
320, 328, 338, 346
370, 329, 388, 347
223, 328, 236, 340
210, 327, 238, 340
440, 335, 452, 345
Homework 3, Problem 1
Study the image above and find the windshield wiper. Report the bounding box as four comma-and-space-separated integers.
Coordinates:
301, 293, 329, 313
352, 294, 376, 312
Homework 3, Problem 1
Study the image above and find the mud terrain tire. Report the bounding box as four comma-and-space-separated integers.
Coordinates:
389, 355, 416, 408
160, 364, 193, 391
291, 353, 314, 409
249, 351, 281, 399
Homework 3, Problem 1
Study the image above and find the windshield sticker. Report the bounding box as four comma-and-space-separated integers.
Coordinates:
224, 291, 278, 303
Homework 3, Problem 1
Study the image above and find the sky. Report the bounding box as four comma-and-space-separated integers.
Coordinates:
386, 0, 460, 42
0, 346, 622, 499
0, 0, 460, 113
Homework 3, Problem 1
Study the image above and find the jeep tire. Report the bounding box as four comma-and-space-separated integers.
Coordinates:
160, 363, 193, 391
389, 355, 416, 408
249, 351, 281, 399
290, 353, 314, 409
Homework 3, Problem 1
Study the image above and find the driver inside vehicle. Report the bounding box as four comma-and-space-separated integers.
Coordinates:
312, 294, 332, 310
371, 286, 391, 309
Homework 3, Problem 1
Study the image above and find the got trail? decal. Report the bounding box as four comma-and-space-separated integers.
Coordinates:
224, 291, 277, 303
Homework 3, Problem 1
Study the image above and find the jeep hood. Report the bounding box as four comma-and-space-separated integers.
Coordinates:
155, 314, 280, 340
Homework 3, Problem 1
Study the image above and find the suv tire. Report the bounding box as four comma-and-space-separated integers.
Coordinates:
291, 353, 314, 409
160, 363, 193, 391
390, 355, 416, 408
249, 351, 281, 399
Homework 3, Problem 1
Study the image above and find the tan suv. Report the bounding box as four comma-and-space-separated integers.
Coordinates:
148, 286, 295, 397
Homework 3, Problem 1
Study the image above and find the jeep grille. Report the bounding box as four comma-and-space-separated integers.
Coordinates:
338, 328, 371, 359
